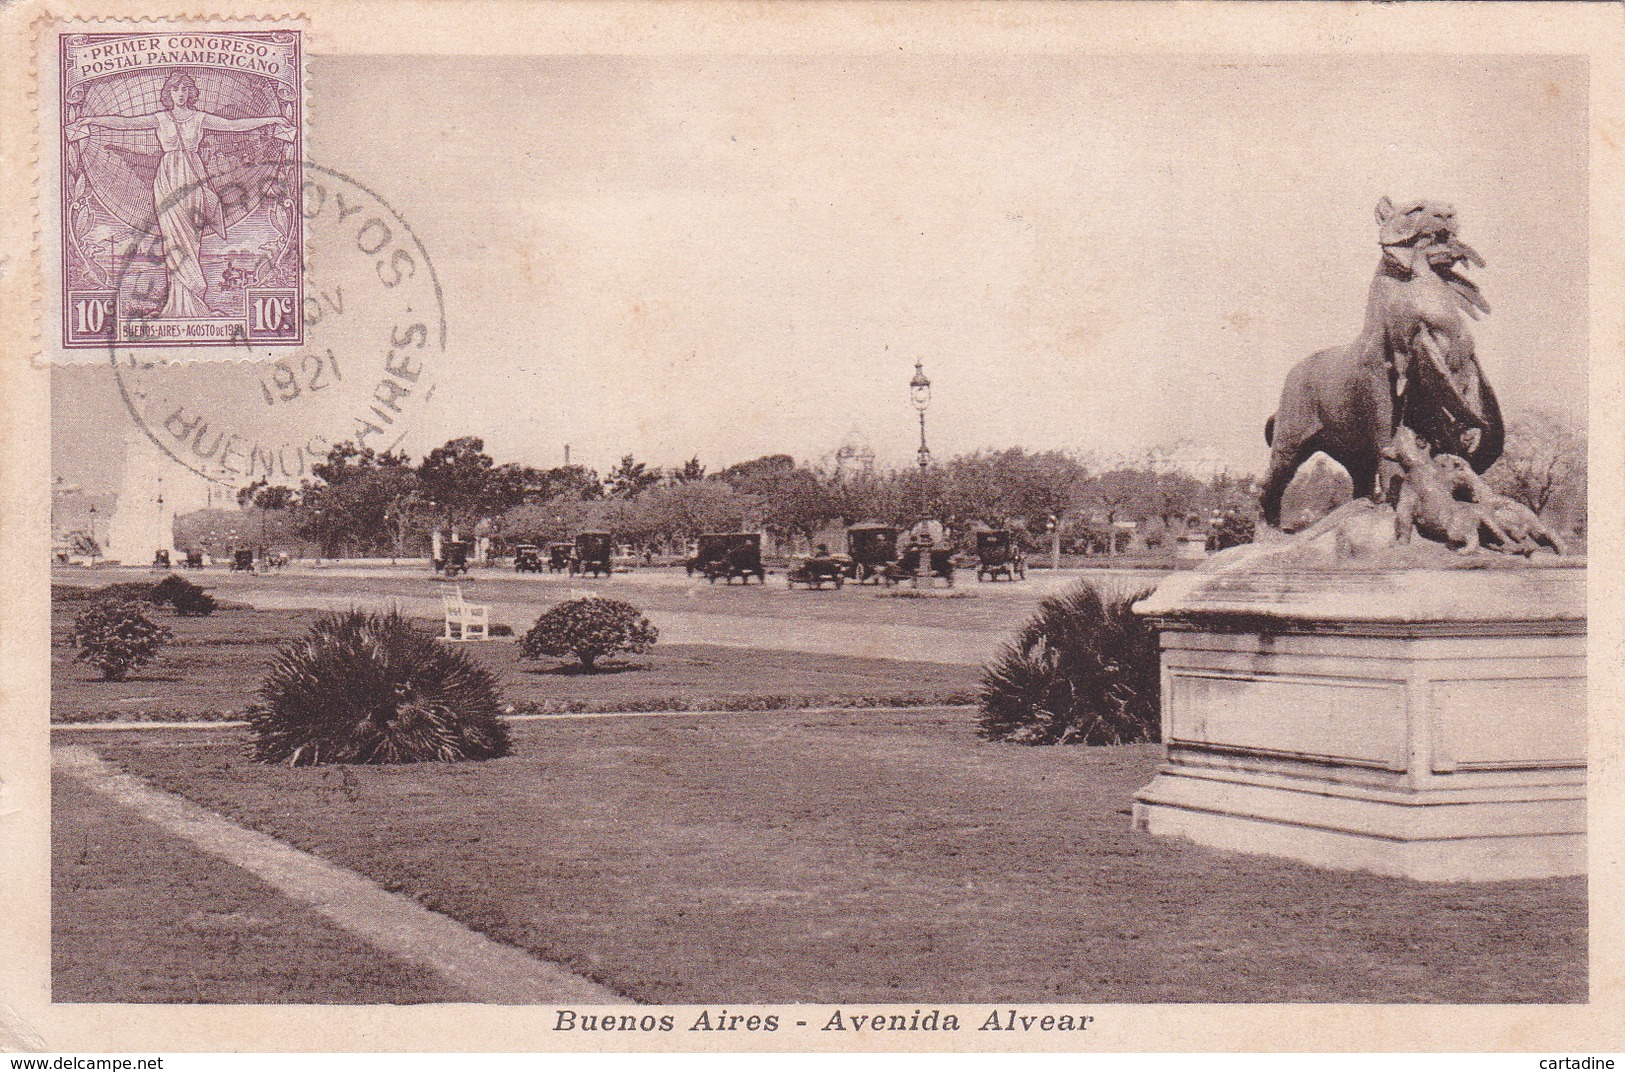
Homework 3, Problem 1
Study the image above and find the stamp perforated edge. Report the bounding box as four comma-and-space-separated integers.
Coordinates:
25, 10, 312, 368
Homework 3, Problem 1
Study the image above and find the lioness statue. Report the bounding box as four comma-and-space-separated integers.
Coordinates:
1260, 198, 1504, 528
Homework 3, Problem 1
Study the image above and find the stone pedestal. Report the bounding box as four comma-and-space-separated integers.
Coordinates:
1132, 565, 1585, 882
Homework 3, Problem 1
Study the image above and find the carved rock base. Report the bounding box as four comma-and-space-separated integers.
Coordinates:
1132, 567, 1585, 883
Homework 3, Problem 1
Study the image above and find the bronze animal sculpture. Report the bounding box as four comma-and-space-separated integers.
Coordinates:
1260, 198, 1504, 527
1432, 453, 1567, 556
1383, 428, 1504, 554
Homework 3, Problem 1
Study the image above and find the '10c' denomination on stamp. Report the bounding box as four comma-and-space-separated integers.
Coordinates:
59, 29, 303, 348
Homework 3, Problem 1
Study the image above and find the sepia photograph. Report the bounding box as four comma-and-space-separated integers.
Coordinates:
2, 0, 1621, 1057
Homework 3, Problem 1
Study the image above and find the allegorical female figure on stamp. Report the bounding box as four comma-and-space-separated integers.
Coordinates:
67, 70, 294, 318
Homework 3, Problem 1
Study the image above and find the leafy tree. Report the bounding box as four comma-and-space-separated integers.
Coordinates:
719, 454, 831, 544
944, 448, 1089, 530
296, 442, 419, 557
237, 480, 296, 546
484, 463, 554, 511
670, 457, 708, 484
418, 436, 496, 528
498, 495, 598, 545
546, 464, 604, 501
311, 443, 413, 486
637, 481, 754, 543
606, 454, 662, 500
1487, 411, 1587, 520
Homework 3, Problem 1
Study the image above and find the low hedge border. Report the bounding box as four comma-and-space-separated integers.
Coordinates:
51, 690, 979, 725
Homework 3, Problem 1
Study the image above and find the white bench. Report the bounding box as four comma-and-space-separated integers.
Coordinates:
441, 586, 491, 641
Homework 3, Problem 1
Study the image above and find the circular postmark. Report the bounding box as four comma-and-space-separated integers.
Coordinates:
109, 160, 445, 487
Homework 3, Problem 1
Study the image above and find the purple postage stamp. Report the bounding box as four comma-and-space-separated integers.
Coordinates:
59, 30, 303, 348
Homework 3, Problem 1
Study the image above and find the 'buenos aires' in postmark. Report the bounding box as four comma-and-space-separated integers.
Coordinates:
60, 29, 303, 348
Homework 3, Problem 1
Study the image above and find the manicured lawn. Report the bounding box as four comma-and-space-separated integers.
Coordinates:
74, 712, 1586, 1005
54, 565, 1160, 638
52, 775, 468, 1003
50, 605, 981, 721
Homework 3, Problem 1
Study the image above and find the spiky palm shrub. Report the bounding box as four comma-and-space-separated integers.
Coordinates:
979, 584, 1161, 745
71, 599, 173, 681
249, 608, 512, 766
520, 597, 658, 671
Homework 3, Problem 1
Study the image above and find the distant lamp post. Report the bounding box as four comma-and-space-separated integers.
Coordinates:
88, 504, 98, 566
1047, 513, 1061, 573
910, 359, 932, 472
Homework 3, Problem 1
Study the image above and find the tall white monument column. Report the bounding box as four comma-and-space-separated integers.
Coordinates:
104, 428, 183, 566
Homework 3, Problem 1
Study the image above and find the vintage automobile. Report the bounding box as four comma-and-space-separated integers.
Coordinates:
438, 540, 472, 577
690, 532, 765, 584
786, 547, 847, 589
886, 540, 955, 586
975, 529, 1026, 582
182, 549, 205, 569
513, 544, 544, 573
230, 548, 255, 572
547, 542, 574, 573
570, 531, 614, 578
845, 522, 899, 584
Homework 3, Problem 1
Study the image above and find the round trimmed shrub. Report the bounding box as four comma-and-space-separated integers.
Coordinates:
249, 608, 512, 766
149, 573, 217, 616
70, 599, 173, 681
171, 586, 218, 616
520, 597, 658, 671
150, 573, 196, 606
978, 583, 1160, 745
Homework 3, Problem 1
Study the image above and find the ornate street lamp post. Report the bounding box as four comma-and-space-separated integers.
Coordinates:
910, 359, 934, 526
910, 359, 932, 473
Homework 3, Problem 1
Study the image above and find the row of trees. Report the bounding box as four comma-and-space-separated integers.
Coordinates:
191, 411, 1587, 559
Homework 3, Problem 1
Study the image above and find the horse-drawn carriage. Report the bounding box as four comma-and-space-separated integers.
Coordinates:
690, 532, 766, 584
513, 544, 544, 573
547, 542, 574, 573
786, 546, 847, 589
974, 529, 1026, 581
230, 548, 255, 572
569, 531, 613, 578
845, 522, 899, 584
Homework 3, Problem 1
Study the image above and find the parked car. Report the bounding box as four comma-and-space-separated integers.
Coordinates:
846, 522, 899, 584
786, 546, 847, 589
975, 529, 1026, 581
547, 542, 574, 572
570, 531, 613, 578
690, 532, 765, 584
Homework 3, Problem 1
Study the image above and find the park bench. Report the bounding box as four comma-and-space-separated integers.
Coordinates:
441, 586, 491, 642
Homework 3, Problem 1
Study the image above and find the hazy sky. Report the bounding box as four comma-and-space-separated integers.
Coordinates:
56, 52, 1588, 491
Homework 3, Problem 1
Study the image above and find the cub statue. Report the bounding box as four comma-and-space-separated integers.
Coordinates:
1382, 427, 1565, 557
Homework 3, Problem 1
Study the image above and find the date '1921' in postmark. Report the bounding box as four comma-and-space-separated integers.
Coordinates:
59, 29, 303, 348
